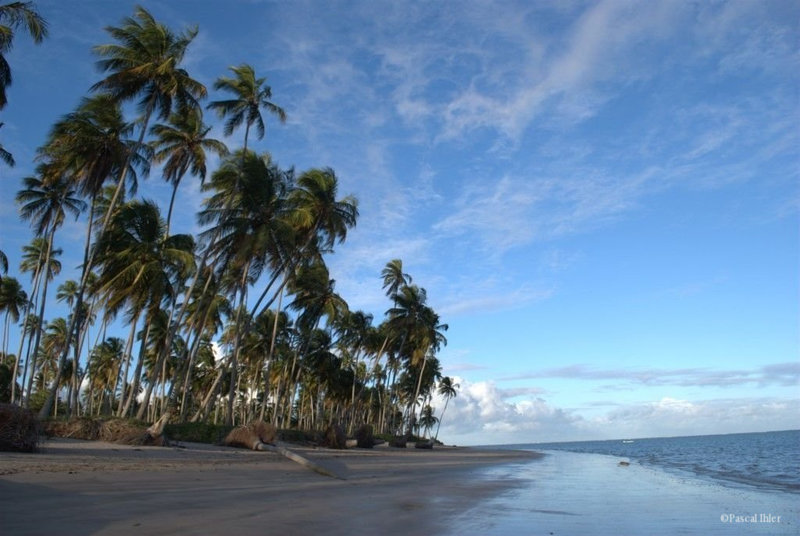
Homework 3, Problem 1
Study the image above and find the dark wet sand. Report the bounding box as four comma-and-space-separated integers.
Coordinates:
0, 438, 538, 535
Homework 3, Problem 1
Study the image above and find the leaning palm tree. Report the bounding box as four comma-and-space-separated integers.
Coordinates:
150, 107, 227, 234
433, 376, 458, 442
39, 6, 204, 419
90, 5, 205, 232
0, 1, 48, 109
207, 63, 286, 154
91, 199, 195, 419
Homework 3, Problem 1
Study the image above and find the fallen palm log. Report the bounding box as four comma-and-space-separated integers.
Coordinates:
223, 421, 344, 480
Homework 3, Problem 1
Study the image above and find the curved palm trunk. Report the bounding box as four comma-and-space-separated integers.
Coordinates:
434, 395, 452, 443
115, 314, 140, 416
136, 299, 180, 420
408, 352, 429, 433
39, 102, 156, 419
225, 263, 251, 425
26, 229, 56, 411
120, 320, 152, 418
12, 258, 44, 404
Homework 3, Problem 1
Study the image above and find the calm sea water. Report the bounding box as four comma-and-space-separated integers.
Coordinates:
445, 431, 800, 535
520, 429, 800, 494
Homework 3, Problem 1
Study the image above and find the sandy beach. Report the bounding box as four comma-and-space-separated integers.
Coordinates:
0, 439, 538, 535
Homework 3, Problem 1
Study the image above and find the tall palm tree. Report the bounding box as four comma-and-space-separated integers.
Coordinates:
16, 172, 84, 408
87, 336, 123, 415
150, 107, 227, 234
39, 6, 204, 418
91, 199, 194, 419
0, 1, 47, 109
91, 5, 205, 231
207, 64, 286, 154
434, 376, 458, 442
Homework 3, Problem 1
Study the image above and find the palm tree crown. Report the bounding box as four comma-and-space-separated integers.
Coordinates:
91, 5, 205, 122
208, 63, 286, 151
0, 1, 48, 108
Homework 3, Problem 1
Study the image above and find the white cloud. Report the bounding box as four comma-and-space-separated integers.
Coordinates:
432, 377, 800, 445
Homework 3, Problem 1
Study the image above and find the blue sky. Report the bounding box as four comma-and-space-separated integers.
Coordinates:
1, 1, 798, 444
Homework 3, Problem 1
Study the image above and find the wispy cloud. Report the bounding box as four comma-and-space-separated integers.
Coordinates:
503, 362, 800, 389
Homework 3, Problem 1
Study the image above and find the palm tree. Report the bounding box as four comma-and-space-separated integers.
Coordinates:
289, 168, 358, 254
386, 284, 447, 433
0, 1, 47, 109
87, 336, 123, 415
150, 107, 228, 233
16, 172, 84, 409
418, 404, 438, 439
39, 6, 204, 418
0, 277, 27, 361
91, 5, 205, 232
382, 259, 412, 302
207, 64, 286, 154
434, 376, 458, 442
91, 199, 195, 419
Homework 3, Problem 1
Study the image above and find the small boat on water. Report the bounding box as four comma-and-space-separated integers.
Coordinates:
622, 440, 635, 444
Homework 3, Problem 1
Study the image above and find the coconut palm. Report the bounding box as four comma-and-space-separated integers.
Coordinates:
91, 5, 205, 233
418, 404, 438, 439
17, 171, 83, 410
433, 376, 459, 442
0, 276, 26, 361
150, 107, 227, 233
381, 259, 412, 302
35, 95, 148, 418
39, 6, 204, 418
41, 95, 145, 203
91, 199, 195, 418
87, 336, 123, 415
0, 1, 47, 109
207, 64, 286, 154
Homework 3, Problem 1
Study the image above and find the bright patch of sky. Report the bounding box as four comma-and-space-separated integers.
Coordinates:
1, 1, 797, 444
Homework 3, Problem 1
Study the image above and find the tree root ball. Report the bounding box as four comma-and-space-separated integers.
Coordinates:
224, 421, 277, 450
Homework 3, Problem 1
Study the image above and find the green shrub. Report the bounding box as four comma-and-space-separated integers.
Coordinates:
164, 422, 233, 444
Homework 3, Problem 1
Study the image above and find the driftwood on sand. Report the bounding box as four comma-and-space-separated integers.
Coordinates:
223, 421, 344, 480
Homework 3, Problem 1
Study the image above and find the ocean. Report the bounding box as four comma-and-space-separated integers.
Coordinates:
526, 429, 800, 494
445, 430, 799, 535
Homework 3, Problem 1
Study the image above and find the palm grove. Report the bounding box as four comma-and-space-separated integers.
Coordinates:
0, 4, 459, 442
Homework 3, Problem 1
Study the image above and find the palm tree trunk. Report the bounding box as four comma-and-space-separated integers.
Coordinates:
136, 303, 177, 420
121, 320, 151, 418
115, 315, 140, 416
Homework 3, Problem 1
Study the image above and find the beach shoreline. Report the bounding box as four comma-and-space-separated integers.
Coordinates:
0, 438, 540, 535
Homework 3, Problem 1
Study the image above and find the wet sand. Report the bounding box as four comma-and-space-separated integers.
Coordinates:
0, 438, 538, 535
